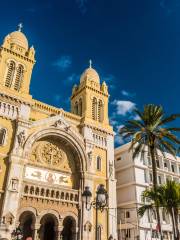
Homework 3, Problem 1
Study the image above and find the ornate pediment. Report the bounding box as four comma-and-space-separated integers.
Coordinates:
31, 114, 70, 130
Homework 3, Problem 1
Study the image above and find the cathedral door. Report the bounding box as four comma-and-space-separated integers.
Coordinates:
61, 217, 76, 240
40, 214, 56, 240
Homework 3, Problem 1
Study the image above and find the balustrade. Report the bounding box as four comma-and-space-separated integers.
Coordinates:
23, 183, 79, 204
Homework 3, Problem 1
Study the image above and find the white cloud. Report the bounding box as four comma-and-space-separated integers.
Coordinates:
133, 114, 140, 120
115, 135, 125, 145
112, 100, 136, 116
121, 90, 130, 96
121, 89, 135, 97
53, 55, 72, 71
67, 73, 80, 82
116, 124, 124, 132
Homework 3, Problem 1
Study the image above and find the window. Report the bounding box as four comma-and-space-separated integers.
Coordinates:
74, 101, 78, 115
156, 159, 160, 168
126, 211, 130, 218
171, 164, 175, 173
116, 157, 122, 161
5, 61, 15, 88
126, 229, 131, 238
98, 99, 103, 122
148, 157, 152, 166
164, 162, 167, 168
97, 156, 101, 171
92, 97, 97, 120
144, 170, 148, 183
97, 225, 102, 240
158, 176, 161, 184
149, 173, 153, 183
152, 209, 157, 220
0, 128, 6, 146
14, 64, 24, 91
78, 98, 82, 116
152, 230, 158, 238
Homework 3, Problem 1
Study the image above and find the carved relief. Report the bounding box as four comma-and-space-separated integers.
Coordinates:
17, 130, 26, 147
87, 151, 92, 166
109, 162, 114, 179
3, 212, 14, 225
10, 178, 19, 191
30, 140, 72, 172
41, 142, 63, 166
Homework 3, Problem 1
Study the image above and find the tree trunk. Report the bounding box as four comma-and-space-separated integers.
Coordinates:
174, 209, 180, 240
150, 145, 163, 240
170, 210, 176, 240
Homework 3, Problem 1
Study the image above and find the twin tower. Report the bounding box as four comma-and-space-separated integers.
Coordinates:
0, 25, 110, 127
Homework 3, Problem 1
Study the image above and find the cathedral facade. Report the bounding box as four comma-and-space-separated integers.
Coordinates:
0, 27, 117, 240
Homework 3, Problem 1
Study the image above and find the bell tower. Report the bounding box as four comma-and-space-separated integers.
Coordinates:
71, 61, 109, 126
0, 24, 35, 100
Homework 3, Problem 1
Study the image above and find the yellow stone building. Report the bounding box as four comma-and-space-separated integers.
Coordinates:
0, 26, 117, 240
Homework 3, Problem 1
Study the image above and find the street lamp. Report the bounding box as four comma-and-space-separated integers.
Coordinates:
11, 227, 23, 240
82, 184, 108, 240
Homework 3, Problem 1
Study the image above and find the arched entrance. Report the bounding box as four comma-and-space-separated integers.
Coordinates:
40, 214, 58, 240
19, 211, 35, 240
61, 216, 76, 240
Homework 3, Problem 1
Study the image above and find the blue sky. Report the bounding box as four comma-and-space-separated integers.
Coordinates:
0, 0, 179, 145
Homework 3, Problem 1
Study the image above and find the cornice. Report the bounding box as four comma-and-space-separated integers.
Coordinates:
1, 46, 35, 64
80, 122, 114, 136
0, 89, 32, 106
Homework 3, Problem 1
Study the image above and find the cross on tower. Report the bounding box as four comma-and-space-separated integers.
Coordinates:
89, 59, 92, 68
18, 23, 23, 32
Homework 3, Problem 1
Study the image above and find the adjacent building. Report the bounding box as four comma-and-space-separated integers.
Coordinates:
0, 26, 117, 240
115, 143, 180, 240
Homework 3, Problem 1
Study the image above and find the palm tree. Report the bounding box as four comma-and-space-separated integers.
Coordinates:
138, 187, 161, 238
138, 181, 180, 240
119, 104, 180, 239
158, 180, 180, 240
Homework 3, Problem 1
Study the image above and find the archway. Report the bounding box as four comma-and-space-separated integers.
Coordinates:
40, 214, 58, 240
19, 211, 35, 240
61, 216, 76, 240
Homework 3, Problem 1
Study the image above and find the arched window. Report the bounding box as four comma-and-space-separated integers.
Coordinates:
98, 100, 103, 122
97, 225, 102, 240
97, 156, 101, 171
74, 101, 78, 115
92, 97, 97, 120
0, 128, 6, 146
5, 61, 15, 88
14, 64, 24, 91
79, 98, 82, 116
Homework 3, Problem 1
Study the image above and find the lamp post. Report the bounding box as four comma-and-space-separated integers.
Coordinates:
11, 227, 23, 240
82, 184, 108, 240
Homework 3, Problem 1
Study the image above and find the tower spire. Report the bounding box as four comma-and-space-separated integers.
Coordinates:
89, 59, 92, 68
18, 23, 23, 32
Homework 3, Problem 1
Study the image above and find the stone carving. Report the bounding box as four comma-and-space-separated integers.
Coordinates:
53, 119, 62, 127
84, 221, 92, 232
59, 176, 68, 184
17, 130, 26, 147
87, 151, 92, 166
30, 140, 73, 172
31, 171, 42, 179
10, 178, 19, 191
109, 162, 114, 179
41, 142, 63, 165
45, 172, 56, 184
3, 212, 14, 225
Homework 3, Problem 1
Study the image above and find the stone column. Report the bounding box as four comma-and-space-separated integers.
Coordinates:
57, 222, 64, 240
33, 224, 41, 240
